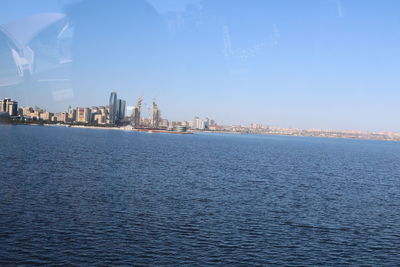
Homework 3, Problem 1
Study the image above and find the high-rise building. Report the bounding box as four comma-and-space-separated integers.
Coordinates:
118, 99, 126, 120
99, 106, 108, 117
192, 116, 205, 130
205, 117, 210, 129
76, 107, 91, 123
67, 106, 76, 122
108, 92, 126, 125
132, 97, 142, 128
90, 106, 107, 125
192, 116, 198, 129
0, 98, 18, 116
0, 100, 5, 113
109, 91, 118, 124
152, 101, 161, 128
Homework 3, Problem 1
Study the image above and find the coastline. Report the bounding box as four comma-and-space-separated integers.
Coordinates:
2, 121, 399, 142
43, 124, 193, 134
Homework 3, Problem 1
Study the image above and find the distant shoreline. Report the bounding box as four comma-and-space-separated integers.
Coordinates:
43, 124, 193, 134
2, 121, 399, 142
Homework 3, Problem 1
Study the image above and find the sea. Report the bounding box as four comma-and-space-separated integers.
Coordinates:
1, 124, 400, 266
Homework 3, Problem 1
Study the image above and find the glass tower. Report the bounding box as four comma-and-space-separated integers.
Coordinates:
109, 91, 117, 124
118, 99, 126, 120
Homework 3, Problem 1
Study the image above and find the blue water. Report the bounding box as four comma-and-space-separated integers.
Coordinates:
1, 124, 400, 266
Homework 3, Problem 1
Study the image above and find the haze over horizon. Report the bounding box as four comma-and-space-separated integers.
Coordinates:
1, 0, 400, 132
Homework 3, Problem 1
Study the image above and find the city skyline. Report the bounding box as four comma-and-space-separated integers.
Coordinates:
4, 93, 400, 141
0, 93, 216, 131
3, 94, 400, 142
3, 91, 400, 134
1, 0, 400, 132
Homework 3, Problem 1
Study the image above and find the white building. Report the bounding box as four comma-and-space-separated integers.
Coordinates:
192, 116, 205, 130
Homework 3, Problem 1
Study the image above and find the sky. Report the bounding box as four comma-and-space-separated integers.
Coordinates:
1, 0, 400, 132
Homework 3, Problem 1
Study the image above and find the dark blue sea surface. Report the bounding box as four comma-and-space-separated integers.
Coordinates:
1, 124, 400, 266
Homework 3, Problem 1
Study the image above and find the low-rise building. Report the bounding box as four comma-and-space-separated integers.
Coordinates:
40, 112, 54, 121
54, 112, 68, 123
22, 107, 34, 116
159, 119, 169, 128
93, 114, 106, 124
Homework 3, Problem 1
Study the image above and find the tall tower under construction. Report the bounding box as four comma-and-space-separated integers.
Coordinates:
152, 100, 161, 129
132, 97, 142, 128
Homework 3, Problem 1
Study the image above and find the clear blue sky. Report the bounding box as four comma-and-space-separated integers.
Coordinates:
1, 0, 400, 131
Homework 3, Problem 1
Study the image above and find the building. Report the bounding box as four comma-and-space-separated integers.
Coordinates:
22, 106, 34, 116
118, 99, 126, 120
132, 97, 142, 128
91, 106, 99, 114
152, 101, 161, 128
93, 114, 106, 124
174, 125, 188, 132
205, 117, 210, 129
28, 111, 41, 120
109, 91, 118, 124
0, 112, 10, 121
208, 125, 221, 131
140, 117, 152, 128
40, 112, 54, 121
251, 123, 262, 129
67, 106, 76, 122
159, 119, 169, 128
89, 106, 107, 125
54, 112, 68, 123
192, 116, 205, 130
108, 91, 126, 125
0, 98, 18, 116
181, 121, 190, 127
99, 106, 108, 117
76, 107, 91, 123
192, 116, 199, 129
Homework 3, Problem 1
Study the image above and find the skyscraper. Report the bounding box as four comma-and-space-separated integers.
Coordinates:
205, 117, 210, 129
132, 97, 142, 128
152, 101, 161, 128
118, 99, 126, 120
109, 91, 118, 124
